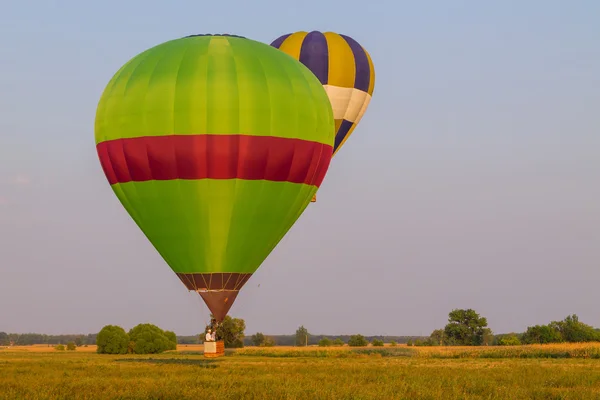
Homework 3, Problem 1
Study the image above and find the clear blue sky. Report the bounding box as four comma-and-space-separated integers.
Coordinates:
0, 0, 598, 336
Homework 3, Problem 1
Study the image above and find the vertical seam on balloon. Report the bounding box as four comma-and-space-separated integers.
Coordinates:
117, 48, 165, 261
243, 41, 274, 272
202, 39, 213, 279
222, 37, 241, 276
140, 42, 187, 274
172, 38, 196, 278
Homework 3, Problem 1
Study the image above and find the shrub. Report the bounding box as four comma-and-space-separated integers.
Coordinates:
406, 340, 413, 346
128, 324, 174, 354
262, 336, 275, 347
66, 342, 76, 351
333, 338, 344, 346
97, 325, 129, 354
318, 338, 332, 347
390, 340, 397, 347
55, 344, 65, 351
164, 331, 178, 350
348, 334, 368, 347
498, 335, 521, 346
371, 339, 384, 347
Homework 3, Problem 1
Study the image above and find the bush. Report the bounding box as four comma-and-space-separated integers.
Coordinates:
406, 340, 413, 346
164, 331, 178, 350
66, 342, 76, 351
371, 339, 384, 347
333, 338, 345, 346
55, 344, 65, 351
97, 325, 129, 354
262, 336, 275, 347
390, 340, 397, 347
498, 335, 521, 346
318, 338, 332, 347
128, 323, 174, 354
348, 334, 368, 347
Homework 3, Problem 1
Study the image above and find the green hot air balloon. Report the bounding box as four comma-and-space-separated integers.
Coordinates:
95, 34, 334, 322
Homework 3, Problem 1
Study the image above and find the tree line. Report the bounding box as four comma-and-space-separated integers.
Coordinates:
407, 309, 600, 347
0, 332, 97, 346
3, 309, 599, 351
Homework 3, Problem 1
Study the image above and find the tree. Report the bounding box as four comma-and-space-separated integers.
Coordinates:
521, 325, 563, 344
429, 329, 445, 346
216, 316, 246, 348
55, 344, 65, 351
128, 324, 174, 354
318, 337, 332, 347
389, 340, 397, 347
295, 325, 309, 347
333, 338, 345, 346
443, 309, 489, 346
164, 331, 178, 350
74, 337, 83, 347
262, 336, 275, 347
549, 315, 600, 343
97, 325, 129, 354
498, 335, 521, 346
0, 332, 8, 346
66, 342, 76, 351
251, 332, 266, 347
482, 328, 494, 346
348, 334, 368, 347
371, 339, 384, 347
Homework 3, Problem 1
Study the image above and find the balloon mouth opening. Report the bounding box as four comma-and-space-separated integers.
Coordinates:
196, 289, 235, 293
184, 34, 246, 39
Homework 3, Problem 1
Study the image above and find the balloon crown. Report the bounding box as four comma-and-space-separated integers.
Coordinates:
185, 33, 246, 39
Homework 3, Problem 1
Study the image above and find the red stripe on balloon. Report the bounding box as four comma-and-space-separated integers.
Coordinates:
96, 134, 332, 188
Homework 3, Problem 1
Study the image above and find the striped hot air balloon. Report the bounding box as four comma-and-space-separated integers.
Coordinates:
270, 31, 375, 202
271, 31, 375, 155
95, 34, 334, 322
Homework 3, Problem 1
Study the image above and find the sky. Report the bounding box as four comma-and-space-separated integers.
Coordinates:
0, 0, 598, 337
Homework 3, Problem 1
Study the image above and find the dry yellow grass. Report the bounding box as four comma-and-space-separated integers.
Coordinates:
3, 344, 600, 399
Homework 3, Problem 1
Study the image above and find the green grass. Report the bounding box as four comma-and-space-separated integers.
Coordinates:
2, 349, 600, 399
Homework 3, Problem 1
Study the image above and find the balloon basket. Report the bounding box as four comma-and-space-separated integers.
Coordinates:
204, 340, 225, 358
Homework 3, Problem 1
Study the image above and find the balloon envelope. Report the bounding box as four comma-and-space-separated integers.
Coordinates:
95, 34, 334, 321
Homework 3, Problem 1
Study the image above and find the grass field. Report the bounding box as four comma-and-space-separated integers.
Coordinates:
2, 344, 600, 399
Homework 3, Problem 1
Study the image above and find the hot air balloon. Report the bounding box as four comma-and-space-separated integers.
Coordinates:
95, 34, 334, 323
270, 31, 375, 202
